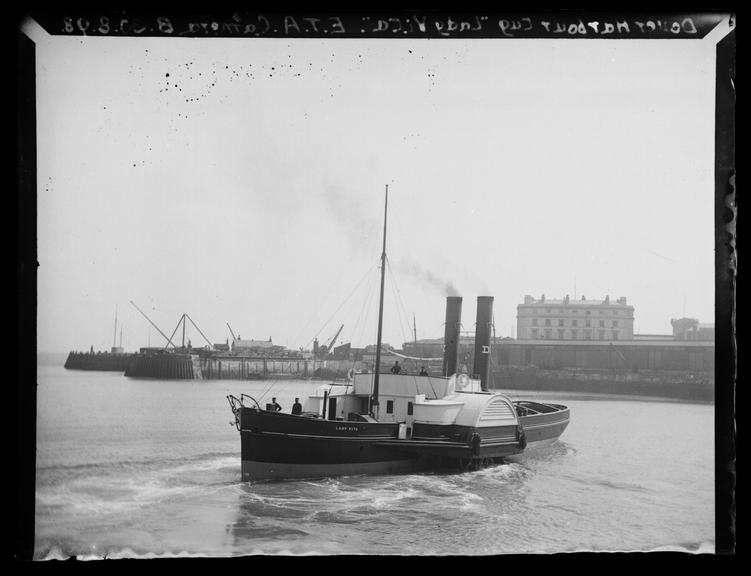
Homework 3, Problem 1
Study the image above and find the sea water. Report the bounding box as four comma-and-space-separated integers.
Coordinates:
34, 360, 715, 557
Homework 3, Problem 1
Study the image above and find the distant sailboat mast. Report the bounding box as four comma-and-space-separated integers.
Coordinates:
371, 184, 388, 418
112, 305, 118, 350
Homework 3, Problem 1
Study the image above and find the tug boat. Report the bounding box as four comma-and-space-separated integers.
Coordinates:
227, 187, 569, 481
227, 369, 528, 481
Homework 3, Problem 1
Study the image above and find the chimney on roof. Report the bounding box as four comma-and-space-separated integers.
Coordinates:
564, 294, 570, 304
605, 295, 610, 304
581, 295, 586, 301
540, 293, 545, 303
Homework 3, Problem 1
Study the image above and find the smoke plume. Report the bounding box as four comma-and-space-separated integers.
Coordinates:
394, 259, 460, 296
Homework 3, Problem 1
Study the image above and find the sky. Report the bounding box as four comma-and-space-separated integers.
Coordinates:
28, 18, 725, 354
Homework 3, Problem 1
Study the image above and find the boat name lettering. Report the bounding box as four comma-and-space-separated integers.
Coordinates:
335, 425, 360, 432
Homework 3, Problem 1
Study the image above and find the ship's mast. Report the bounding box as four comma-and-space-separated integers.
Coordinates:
371, 184, 388, 417
113, 305, 118, 349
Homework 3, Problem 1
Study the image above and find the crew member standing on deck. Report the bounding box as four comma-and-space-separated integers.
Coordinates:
292, 398, 303, 415
390, 361, 401, 374
271, 397, 282, 412
419, 366, 429, 376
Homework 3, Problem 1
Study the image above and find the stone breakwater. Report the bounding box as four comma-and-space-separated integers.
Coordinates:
64, 351, 134, 372
123, 353, 356, 380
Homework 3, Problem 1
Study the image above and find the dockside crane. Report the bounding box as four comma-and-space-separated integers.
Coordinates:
130, 301, 215, 351
317, 324, 344, 357
130, 300, 177, 349
326, 324, 344, 354
227, 322, 238, 342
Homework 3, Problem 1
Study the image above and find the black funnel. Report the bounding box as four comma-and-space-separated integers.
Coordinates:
473, 296, 494, 391
442, 297, 462, 377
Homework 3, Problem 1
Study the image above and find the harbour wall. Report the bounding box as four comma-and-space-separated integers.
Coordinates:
124, 354, 359, 380
490, 366, 714, 402
120, 352, 715, 401
65, 351, 134, 372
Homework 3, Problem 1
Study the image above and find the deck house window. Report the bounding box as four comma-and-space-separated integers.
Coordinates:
386, 400, 394, 414
407, 402, 413, 416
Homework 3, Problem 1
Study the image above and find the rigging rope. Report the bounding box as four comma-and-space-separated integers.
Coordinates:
385, 258, 439, 399
299, 262, 378, 350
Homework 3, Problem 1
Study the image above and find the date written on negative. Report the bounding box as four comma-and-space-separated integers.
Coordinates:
57, 13, 706, 38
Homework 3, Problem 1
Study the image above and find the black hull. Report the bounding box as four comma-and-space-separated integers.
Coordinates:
240, 431, 423, 480
236, 408, 525, 481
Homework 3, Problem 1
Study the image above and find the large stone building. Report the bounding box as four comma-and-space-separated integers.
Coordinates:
516, 294, 634, 341
671, 317, 715, 341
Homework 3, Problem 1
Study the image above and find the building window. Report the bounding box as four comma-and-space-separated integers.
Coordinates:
407, 402, 413, 416
571, 329, 578, 339
544, 329, 552, 339
557, 329, 565, 339
532, 318, 538, 326
614, 311, 619, 315
586, 319, 591, 327
613, 320, 619, 328
531, 328, 539, 339
584, 329, 592, 340
545, 319, 551, 326
572, 319, 578, 327
599, 320, 605, 328
386, 400, 394, 414
558, 319, 564, 327
586, 310, 591, 315
611, 331, 618, 340
598, 330, 605, 340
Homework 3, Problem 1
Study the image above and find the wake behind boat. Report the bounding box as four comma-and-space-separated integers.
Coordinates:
227, 186, 569, 481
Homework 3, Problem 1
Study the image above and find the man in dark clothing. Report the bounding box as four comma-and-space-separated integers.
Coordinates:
419, 366, 429, 376
292, 398, 303, 415
390, 361, 401, 374
271, 397, 282, 412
